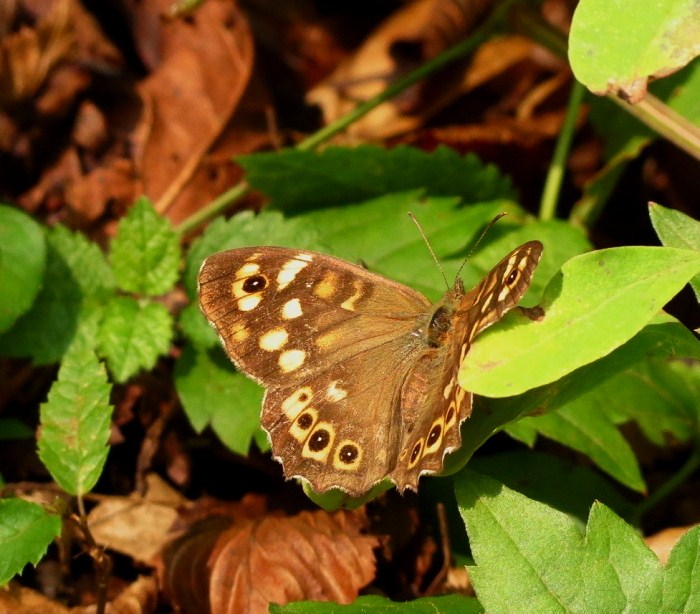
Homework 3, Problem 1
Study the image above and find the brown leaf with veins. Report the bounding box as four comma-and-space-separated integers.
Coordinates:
162, 506, 378, 614
132, 0, 255, 221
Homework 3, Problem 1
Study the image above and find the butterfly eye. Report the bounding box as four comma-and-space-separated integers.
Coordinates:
243, 275, 268, 293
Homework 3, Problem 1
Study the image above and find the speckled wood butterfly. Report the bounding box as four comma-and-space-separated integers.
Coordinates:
198, 240, 542, 496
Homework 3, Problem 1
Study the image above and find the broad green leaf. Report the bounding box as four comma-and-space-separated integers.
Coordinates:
0, 225, 114, 363
569, 0, 700, 98
662, 526, 700, 612
515, 399, 645, 493
0, 205, 45, 333
461, 247, 700, 396
37, 339, 112, 496
469, 451, 635, 523
97, 297, 173, 383
174, 343, 264, 455
270, 594, 482, 613
456, 471, 665, 613
238, 144, 515, 212
110, 197, 181, 296
649, 202, 700, 300
0, 498, 61, 586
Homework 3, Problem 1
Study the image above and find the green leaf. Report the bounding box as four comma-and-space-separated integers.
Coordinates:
0, 225, 114, 364
0, 498, 61, 587
461, 247, 700, 397
37, 339, 112, 496
270, 594, 482, 613
109, 196, 181, 296
469, 451, 635, 523
238, 144, 515, 212
0, 419, 34, 441
569, 0, 700, 98
662, 526, 700, 612
97, 297, 173, 383
516, 399, 645, 493
174, 343, 265, 455
0, 205, 45, 333
649, 202, 700, 300
455, 471, 665, 613
499, 319, 700, 491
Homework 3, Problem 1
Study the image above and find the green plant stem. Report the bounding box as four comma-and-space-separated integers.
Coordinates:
633, 444, 700, 524
174, 0, 518, 236
539, 79, 585, 220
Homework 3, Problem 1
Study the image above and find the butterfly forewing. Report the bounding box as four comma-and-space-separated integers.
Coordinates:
198, 241, 543, 496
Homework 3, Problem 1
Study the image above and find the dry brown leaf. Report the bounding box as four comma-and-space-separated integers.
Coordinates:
209, 509, 378, 614
87, 474, 187, 564
132, 0, 254, 220
645, 524, 697, 565
0, 582, 71, 614
70, 576, 159, 614
162, 505, 377, 614
307, 0, 540, 142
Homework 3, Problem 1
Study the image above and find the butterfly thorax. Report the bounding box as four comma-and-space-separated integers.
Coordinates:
426, 280, 465, 348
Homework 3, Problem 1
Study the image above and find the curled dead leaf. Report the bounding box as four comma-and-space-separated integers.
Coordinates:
162, 506, 378, 614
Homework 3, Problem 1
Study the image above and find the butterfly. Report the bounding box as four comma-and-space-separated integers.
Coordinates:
198, 240, 542, 496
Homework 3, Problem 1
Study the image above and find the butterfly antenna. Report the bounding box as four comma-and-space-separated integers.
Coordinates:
408, 212, 450, 290
454, 211, 509, 279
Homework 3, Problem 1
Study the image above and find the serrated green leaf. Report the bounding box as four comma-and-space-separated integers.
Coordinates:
569, 0, 700, 97
238, 144, 515, 212
662, 526, 700, 612
0, 225, 114, 363
37, 339, 112, 496
0, 205, 45, 333
174, 343, 264, 454
97, 297, 173, 383
270, 594, 482, 613
649, 202, 700, 300
461, 247, 700, 397
0, 498, 61, 586
456, 471, 665, 613
110, 196, 181, 296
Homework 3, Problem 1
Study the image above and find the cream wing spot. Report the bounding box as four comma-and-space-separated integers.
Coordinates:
316, 331, 337, 350
282, 299, 303, 320
314, 272, 338, 299
325, 380, 348, 403
302, 423, 335, 462
296, 252, 313, 262
341, 281, 364, 311
279, 349, 306, 373
281, 387, 314, 420
237, 294, 262, 311
235, 262, 260, 277
277, 258, 309, 290
443, 375, 456, 400
259, 327, 289, 351
230, 322, 249, 343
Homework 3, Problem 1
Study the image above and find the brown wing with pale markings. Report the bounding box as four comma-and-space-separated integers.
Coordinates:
198, 247, 432, 495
